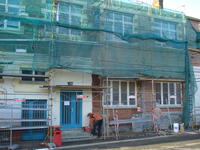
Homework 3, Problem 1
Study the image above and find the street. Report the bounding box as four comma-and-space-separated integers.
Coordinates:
55, 134, 200, 150
103, 139, 200, 150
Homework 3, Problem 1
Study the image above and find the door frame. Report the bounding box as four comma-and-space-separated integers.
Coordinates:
60, 90, 82, 129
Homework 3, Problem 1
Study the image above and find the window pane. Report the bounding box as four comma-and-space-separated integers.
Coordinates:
169, 83, 175, 95
0, 5, 5, 12
71, 16, 81, 25
121, 82, 127, 105
0, 0, 5, 3
114, 23, 123, 33
106, 12, 113, 20
22, 70, 32, 74
35, 71, 45, 82
0, 19, 4, 28
129, 82, 135, 96
114, 13, 122, 21
0, 68, 2, 79
155, 83, 161, 104
176, 83, 181, 104
124, 24, 132, 34
8, 0, 20, 5
170, 98, 175, 104
124, 15, 133, 23
45, 11, 51, 20
59, 13, 69, 24
113, 81, 119, 105
104, 21, 113, 31
163, 22, 168, 29
169, 23, 176, 30
8, 7, 19, 14
59, 4, 69, 12
22, 70, 32, 81
163, 83, 168, 105
71, 5, 82, 14
7, 20, 19, 28
71, 29, 81, 36
104, 81, 111, 105
129, 82, 136, 105
129, 98, 135, 105
58, 27, 70, 34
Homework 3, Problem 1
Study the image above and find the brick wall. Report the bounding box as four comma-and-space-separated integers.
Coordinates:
140, 81, 155, 113
92, 75, 183, 122
190, 51, 200, 67
92, 74, 102, 114
104, 108, 138, 120
92, 75, 138, 119
190, 19, 200, 32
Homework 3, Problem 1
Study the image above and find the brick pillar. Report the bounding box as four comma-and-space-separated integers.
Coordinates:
92, 74, 102, 114
141, 81, 155, 113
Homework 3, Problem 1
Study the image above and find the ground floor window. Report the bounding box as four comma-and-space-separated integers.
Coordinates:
22, 100, 47, 127
104, 80, 137, 107
155, 82, 182, 106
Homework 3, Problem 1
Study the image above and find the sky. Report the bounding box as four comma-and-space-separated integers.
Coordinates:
130, 0, 200, 19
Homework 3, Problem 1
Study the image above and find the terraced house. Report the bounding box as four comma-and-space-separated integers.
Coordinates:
0, 0, 199, 147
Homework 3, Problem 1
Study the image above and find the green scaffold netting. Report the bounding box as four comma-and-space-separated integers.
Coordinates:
0, 0, 198, 127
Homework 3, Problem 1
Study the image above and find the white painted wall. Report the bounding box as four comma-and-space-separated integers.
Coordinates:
50, 69, 92, 127
194, 66, 200, 124
0, 69, 92, 128
0, 77, 49, 127
82, 91, 92, 127
49, 69, 92, 86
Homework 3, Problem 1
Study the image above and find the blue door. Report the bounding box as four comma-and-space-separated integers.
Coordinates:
21, 100, 47, 140
60, 91, 82, 129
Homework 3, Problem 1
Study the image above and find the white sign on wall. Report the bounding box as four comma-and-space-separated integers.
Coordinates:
64, 101, 70, 106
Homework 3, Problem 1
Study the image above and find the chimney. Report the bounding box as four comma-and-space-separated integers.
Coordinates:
153, 0, 163, 9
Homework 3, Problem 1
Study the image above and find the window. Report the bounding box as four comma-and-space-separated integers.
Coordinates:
22, 100, 47, 127
56, 2, 82, 36
155, 82, 182, 106
104, 80, 137, 107
104, 11, 134, 37
22, 70, 45, 82
0, 0, 20, 30
152, 19, 176, 40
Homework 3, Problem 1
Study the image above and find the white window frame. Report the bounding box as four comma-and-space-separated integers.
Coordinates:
155, 82, 182, 107
105, 11, 133, 36
103, 80, 137, 108
56, 2, 82, 36
0, 0, 20, 30
104, 11, 134, 42
152, 19, 176, 47
152, 19, 176, 39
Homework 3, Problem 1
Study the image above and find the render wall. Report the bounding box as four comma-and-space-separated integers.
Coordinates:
0, 76, 48, 127
50, 69, 92, 127
0, 69, 93, 128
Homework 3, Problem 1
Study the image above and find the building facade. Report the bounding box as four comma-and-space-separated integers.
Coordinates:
0, 0, 198, 142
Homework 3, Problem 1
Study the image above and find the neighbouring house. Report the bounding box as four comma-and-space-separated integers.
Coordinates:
188, 17, 200, 126
0, 0, 198, 144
